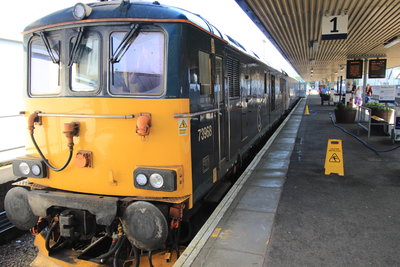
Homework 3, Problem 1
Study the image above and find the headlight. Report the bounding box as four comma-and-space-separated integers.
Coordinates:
12, 158, 47, 178
73, 3, 92, 20
133, 168, 177, 192
19, 162, 30, 176
136, 173, 148, 186
149, 173, 164, 189
31, 164, 41, 176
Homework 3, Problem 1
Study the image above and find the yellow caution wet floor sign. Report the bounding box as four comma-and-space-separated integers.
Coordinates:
324, 139, 344, 176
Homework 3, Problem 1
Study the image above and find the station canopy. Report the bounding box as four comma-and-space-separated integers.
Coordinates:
236, 0, 400, 82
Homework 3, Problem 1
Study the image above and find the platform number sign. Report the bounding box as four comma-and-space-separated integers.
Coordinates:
322, 15, 348, 40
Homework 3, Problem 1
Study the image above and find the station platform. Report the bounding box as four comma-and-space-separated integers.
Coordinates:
175, 95, 400, 266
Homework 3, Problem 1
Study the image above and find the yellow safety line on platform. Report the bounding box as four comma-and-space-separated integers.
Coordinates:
304, 105, 310, 115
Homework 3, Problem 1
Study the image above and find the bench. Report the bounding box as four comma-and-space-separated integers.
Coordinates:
357, 107, 390, 139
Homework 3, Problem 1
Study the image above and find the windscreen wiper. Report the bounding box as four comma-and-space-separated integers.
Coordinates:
39, 32, 59, 64
110, 24, 141, 63
68, 27, 84, 67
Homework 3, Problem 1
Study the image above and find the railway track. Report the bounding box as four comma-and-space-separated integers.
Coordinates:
0, 211, 14, 235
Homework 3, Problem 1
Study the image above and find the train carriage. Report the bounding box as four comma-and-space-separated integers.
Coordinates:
4, 1, 303, 265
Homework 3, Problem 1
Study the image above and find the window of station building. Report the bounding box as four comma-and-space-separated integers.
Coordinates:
198, 51, 213, 103
70, 34, 100, 92
110, 31, 165, 96
30, 37, 61, 95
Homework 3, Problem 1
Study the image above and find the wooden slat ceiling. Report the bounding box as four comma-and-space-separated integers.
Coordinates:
240, 0, 400, 82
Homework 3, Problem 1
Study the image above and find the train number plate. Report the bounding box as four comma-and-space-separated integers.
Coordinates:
198, 125, 212, 141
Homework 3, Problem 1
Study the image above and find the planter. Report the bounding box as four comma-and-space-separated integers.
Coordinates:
370, 109, 394, 123
334, 109, 356, 123
369, 108, 394, 135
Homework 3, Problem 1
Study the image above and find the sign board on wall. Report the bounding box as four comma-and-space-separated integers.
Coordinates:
369, 59, 386, 79
346, 60, 363, 79
374, 85, 396, 103
322, 15, 348, 40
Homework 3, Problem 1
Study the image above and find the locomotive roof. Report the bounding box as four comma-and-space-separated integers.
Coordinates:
25, 2, 251, 53
24, 1, 282, 73
25, 1, 216, 36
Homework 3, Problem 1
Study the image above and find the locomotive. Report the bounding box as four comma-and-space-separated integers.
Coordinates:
5, 1, 303, 265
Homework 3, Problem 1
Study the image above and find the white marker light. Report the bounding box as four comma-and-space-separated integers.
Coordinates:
149, 173, 164, 188
136, 173, 148, 186
31, 164, 41, 176
19, 162, 30, 176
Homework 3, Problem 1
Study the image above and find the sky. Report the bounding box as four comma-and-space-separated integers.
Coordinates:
0, 0, 300, 79
0, 1, 92, 41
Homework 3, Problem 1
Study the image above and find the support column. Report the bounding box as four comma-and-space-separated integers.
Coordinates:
362, 59, 368, 105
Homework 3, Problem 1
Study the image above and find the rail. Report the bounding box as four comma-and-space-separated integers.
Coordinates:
0, 115, 23, 119
0, 146, 25, 153
0, 211, 14, 234
174, 108, 219, 118
0, 115, 25, 158
38, 113, 135, 119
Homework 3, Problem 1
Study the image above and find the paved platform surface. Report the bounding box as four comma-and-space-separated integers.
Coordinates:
176, 98, 305, 266
265, 96, 400, 266
176, 95, 400, 266
0, 166, 18, 185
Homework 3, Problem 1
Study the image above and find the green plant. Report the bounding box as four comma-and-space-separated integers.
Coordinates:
335, 102, 355, 111
365, 102, 393, 111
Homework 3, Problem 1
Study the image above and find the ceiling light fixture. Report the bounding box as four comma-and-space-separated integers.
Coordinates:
309, 41, 319, 52
384, 36, 400, 48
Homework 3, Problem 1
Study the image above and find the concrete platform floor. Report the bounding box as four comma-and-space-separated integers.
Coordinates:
176, 99, 305, 267
265, 96, 400, 266
177, 95, 400, 267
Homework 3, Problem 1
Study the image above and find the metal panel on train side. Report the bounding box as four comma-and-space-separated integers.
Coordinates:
185, 25, 224, 204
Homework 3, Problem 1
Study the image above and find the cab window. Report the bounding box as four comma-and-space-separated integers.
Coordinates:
199, 51, 213, 104
110, 31, 165, 96
70, 34, 100, 92
30, 37, 61, 95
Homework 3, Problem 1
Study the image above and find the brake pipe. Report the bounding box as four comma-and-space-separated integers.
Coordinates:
28, 112, 78, 171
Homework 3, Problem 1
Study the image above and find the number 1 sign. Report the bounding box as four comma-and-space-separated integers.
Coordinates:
321, 15, 348, 40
